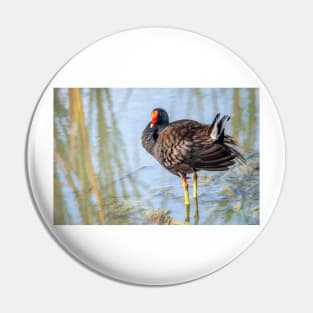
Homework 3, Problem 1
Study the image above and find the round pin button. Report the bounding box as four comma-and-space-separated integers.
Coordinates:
26, 28, 285, 285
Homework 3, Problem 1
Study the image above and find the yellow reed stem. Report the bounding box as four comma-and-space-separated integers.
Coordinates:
69, 88, 106, 224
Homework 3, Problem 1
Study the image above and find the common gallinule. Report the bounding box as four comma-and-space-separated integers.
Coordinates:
141, 108, 245, 216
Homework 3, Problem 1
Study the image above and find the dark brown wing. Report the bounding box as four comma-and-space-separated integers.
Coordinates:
154, 117, 244, 175
189, 142, 237, 171
188, 117, 237, 171
153, 120, 196, 174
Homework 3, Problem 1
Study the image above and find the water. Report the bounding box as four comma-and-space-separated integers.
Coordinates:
54, 88, 259, 225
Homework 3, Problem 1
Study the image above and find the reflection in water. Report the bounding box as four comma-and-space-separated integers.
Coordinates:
54, 88, 259, 225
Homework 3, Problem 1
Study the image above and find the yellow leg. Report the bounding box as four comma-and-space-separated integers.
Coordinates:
192, 172, 198, 199
182, 177, 190, 206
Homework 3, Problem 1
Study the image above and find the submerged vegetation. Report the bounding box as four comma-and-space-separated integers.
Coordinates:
54, 88, 259, 225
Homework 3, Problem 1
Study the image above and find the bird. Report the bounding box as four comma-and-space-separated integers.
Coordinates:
141, 108, 245, 216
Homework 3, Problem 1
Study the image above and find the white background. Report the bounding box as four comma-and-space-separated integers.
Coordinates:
0, 0, 312, 312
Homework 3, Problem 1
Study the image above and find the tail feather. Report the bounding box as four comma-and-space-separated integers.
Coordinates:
209, 114, 230, 143
209, 113, 246, 166
208, 113, 220, 140
217, 115, 231, 135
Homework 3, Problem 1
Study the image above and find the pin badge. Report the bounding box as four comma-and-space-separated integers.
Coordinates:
26, 28, 285, 285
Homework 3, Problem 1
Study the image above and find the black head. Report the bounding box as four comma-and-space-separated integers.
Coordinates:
150, 108, 169, 128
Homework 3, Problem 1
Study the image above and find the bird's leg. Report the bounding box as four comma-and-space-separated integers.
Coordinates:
181, 176, 190, 206
192, 172, 198, 199
181, 176, 190, 222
